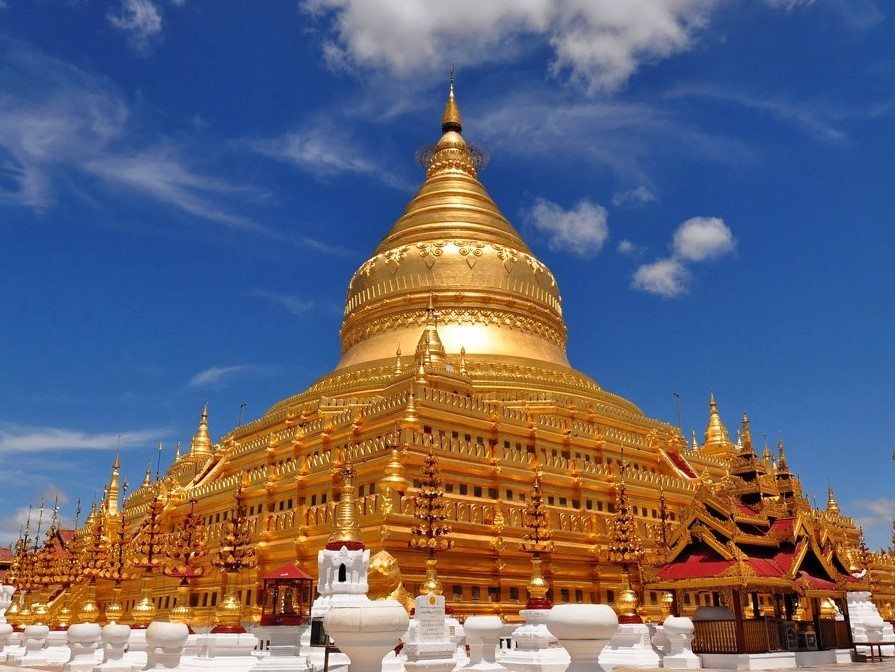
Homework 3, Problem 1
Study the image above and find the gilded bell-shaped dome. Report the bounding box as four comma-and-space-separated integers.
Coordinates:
337, 82, 568, 369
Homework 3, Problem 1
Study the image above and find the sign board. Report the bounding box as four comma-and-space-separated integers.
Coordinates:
415, 592, 447, 642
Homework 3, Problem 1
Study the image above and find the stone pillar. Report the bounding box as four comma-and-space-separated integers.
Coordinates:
143, 621, 189, 671
658, 616, 700, 670
19, 622, 50, 665
324, 599, 409, 672
64, 622, 102, 672
546, 604, 618, 672
463, 616, 506, 672
95, 622, 134, 672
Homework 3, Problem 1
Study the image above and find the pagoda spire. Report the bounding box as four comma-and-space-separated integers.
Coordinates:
777, 438, 789, 472
189, 403, 213, 459
740, 412, 754, 455
142, 464, 152, 487
106, 453, 121, 517
327, 461, 362, 548
827, 482, 840, 515
415, 293, 446, 365
441, 67, 462, 134
702, 393, 734, 456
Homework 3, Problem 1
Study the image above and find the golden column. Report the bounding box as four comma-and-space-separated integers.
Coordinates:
607, 454, 644, 623
408, 449, 454, 595
128, 493, 166, 628
76, 502, 106, 623
51, 501, 82, 629
101, 488, 131, 623
211, 476, 256, 634
520, 466, 554, 609
6, 521, 34, 629
162, 498, 208, 629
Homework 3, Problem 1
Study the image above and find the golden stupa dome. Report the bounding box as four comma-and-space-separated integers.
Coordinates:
337, 81, 567, 370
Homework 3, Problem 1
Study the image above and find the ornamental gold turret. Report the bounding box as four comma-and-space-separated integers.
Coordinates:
328, 461, 361, 546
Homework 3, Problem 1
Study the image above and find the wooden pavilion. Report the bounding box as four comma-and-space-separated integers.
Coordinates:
647, 422, 860, 656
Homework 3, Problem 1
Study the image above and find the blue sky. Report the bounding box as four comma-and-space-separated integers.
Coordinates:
1, 0, 893, 548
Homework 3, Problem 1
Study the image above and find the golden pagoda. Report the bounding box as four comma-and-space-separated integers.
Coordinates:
26, 79, 886, 626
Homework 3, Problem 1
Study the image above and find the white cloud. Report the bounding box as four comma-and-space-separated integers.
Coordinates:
672, 216, 736, 262
631, 215, 734, 297
248, 290, 315, 316
612, 186, 656, 207
0, 424, 166, 453
244, 123, 411, 191
304, 0, 718, 93
632, 258, 690, 297
617, 239, 639, 255
108, 0, 163, 52
853, 498, 895, 549
527, 198, 609, 257
187, 364, 279, 388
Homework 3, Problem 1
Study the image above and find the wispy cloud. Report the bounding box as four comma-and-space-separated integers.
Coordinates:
526, 198, 609, 257
107, 0, 163, 53
612, 186, 656, 207
631, 216, 735, 297
0, 38, 351, 257
475, 91, 753, 183
665, 85, 849, 143
246, 290, 316, 316
243, 122, 412, 191
617, 239, 642, 256
0, 424, 167, 453
187, 364, 279, 388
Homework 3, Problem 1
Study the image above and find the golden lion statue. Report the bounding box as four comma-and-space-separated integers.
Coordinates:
367, 550, 414, 612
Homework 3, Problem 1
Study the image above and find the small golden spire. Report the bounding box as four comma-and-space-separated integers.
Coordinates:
328, 461, 362, 547
827, 482, 840, 515
106, 453, 121, 517
777, 438, 789, 472
703, 393, 733, 454
441, 67, 462, 134
459, 346, 468, 376
142, 464, 152, 487
415, 293, 446, 365
691, 429, 699, 452
394, 346, 403, 376
189, 403, 213, 458
174, 441, 182, 462
402, 388, 421, 428
740, 412, 754, 454
762, 435, 772, 463
380, 428, 409, 494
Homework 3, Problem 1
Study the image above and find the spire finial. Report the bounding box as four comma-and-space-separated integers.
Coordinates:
703, 392, 732, 454
441, 69, 462, 134
827, 481, 840, 515
190, 403, 213, 458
